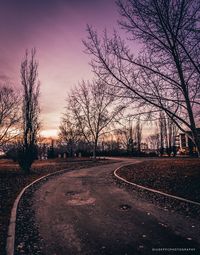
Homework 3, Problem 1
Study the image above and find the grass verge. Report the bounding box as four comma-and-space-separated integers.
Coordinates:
117, 158, 200, 203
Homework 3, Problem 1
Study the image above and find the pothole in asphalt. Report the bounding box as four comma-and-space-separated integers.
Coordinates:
67, 192, 96, 205
119, 204, 132, 211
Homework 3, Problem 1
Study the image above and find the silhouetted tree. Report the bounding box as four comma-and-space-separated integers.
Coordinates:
59, 114, 82, 157
47, 139, 56, 159
158, 111, 178, 156
147, 133, 159, 153
0, 85, 20, 147
84, 0, 200, 156
115, 126, 131, 152
63, 79, 124, 159
17, 49, 40, 173
134, 118, 142, 153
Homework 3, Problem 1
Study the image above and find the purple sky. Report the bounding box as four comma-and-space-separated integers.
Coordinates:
0, 0, 121, 137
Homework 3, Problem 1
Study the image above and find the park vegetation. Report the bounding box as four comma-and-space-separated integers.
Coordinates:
1, 0, 200, 165
83, 0, 200, 156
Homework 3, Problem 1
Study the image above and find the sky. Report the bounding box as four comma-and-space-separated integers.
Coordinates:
0, 0, 121, 137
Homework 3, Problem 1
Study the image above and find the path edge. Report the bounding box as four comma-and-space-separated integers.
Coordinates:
6, 168, 69, 255
114, 164, 200, 207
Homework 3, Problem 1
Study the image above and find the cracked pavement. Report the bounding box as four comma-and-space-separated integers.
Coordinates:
30, 159, 200, 254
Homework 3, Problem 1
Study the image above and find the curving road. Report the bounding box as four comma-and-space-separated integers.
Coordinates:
31, 159, 200, 255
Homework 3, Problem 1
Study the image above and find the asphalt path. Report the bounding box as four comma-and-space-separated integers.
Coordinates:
32, 158, 200, 255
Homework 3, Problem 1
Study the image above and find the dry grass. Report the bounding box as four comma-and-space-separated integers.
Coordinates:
118, 158, 200, 202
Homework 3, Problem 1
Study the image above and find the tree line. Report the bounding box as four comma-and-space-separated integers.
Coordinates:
83, 0, 200, 156
60, 0, 200, 157
1, 0, 200, 172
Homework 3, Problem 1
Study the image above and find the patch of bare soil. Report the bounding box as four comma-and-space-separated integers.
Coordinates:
0, 158, 113, 255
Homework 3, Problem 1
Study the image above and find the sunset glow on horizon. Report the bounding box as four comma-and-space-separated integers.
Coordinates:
0, 0, 120, 137
40, 129, 59, 139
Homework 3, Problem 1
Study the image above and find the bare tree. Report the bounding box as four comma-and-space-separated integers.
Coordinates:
59, 114, 82, 157
146, 133, 159, 153
133, 118, 142, 153
17, 49, 40, 173
64, 79, 124, 159
84, 0, 200, 156
114, 127, 130, 151
0, 86, 20, 147
158, 111, 178, 156
158, 111, 165, 156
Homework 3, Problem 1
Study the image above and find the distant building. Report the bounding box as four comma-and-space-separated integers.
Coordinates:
140, 142, 149, 152
179, 128, 200, 154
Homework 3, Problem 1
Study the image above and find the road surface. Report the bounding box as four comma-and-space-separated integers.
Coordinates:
31, 159, 199, 254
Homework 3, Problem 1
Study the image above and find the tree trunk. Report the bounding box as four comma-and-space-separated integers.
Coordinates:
185, 96, 200, 157
191, 129, 200, 157
92, 147, 96, 160
93, 139, 98, 160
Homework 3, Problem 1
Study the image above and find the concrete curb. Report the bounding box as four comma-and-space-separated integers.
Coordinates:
6, 168, 69, 255
114, 164, 200, 207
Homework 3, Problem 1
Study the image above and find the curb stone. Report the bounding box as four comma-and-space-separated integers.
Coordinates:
6, 168, 69, 255
114, 164, 200, 207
